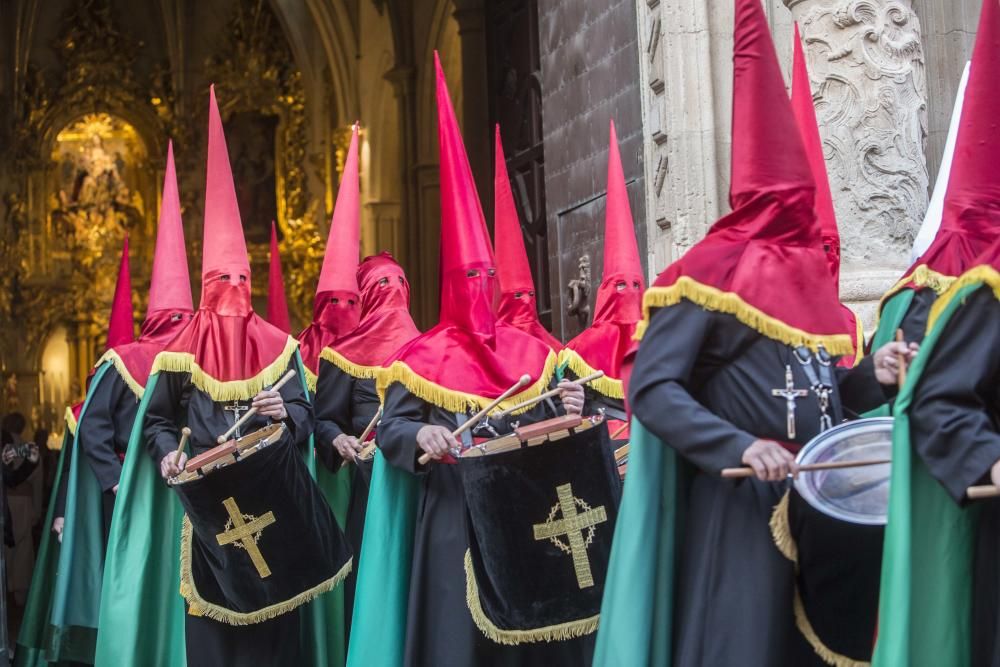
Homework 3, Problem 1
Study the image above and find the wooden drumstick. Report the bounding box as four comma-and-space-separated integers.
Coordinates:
895, 329, 907, 388
216, 369, 298, 444
418, 374, 532, 466
610, 422, 630, 440
721, 458, 891, 479
494, 371, 605, 418
339, 406, 383, 470
967, 484, 1000, 500
174, 427, 191, 465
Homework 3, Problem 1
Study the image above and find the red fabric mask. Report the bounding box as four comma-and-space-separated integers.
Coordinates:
326, 253, 420, 370
298, 290, 360, 383
381, 55, 555, 412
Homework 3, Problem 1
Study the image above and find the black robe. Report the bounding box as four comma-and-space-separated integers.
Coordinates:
629, 302, 889, 666
143, 361, 313, 667
897, 287, 936, 344
379, 382, 596, 667
77, 370, 138, 539
908, 285, 1000, 665
313, 357, 379, 643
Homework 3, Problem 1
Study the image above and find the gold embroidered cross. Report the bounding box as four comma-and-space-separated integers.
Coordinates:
532, 483, 608, 589
215, 497, 276, 579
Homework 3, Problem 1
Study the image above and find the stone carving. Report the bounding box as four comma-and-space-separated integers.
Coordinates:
786, 0, 928, 269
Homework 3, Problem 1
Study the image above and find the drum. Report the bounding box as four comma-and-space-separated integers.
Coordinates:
457, 413, 622, 644
170, 424, 353, 624
779, 417, 892, 663
169, 422, 286, 486
793, 416, 893, 525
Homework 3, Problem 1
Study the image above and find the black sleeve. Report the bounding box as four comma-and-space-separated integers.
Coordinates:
909, 287, 1000, 503
837, 355, 896, 417
314, 359, 350, 448
351, 379, 380, 435
144, 372, 188, 463
378, 383, 431, 475
628, 303, 757, 474
77, 372, 126, 491
274, 361, 313, 450
898, 287, 935, 344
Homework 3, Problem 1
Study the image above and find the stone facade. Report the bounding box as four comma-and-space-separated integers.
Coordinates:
635, 0, 972, 330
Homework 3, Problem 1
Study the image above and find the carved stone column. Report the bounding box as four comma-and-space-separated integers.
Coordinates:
452, 0, 492, 216
785, 0, 928, 327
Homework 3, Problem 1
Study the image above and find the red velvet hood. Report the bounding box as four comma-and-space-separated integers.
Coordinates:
321, 253, 421, 378
379, 54, 556, 414
639, 0, 854, 357
562, 121, 644, 399
153, 86, 295, 402
493, 125, 561, 351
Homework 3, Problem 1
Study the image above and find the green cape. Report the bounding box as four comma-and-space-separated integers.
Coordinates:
863, 288, 916, 418
592, 418, 686, 666
345, 451, 419, 667
94, 353, 349, 666
13, 427, 72, 667
872, 281, 986, 666
45, 362, 113, 663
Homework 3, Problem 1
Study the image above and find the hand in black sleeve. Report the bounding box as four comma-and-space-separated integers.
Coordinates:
378, 383, 436, 475
144, 372, 187, 463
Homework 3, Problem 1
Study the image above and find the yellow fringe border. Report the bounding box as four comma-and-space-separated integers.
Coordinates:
303, 366, 318, 393
376, 351, 558, 416
769, 491, 869, 667
850, 314, 865, 367
179, 516, 352, 626
874, 264, 957, 328
557, 349, 624, 400
65, 406, 78, 437
635, 278, 855, 356
151, 337, 298, 402
463, 550, 599, 645
926, 265, 1000, 334
94, 350, 146, 399
320, 347, 384, 382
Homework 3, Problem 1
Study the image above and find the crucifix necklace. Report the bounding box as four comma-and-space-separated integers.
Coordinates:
223, 401, 249, 438
771, 365, 808, 439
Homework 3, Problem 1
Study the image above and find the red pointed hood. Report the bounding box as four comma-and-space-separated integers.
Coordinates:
379, 54, 555, 414
298, 124, 362, 385
887, 0, 1000, 309
156, 86, 294, 402
494, 125, 561, 350
266, 222, 291, 333
640, 0, 854, 357
99, 143, 196, 395
106, 236, 134, 351
322, 252, 421, 377
563, 120, 645, 398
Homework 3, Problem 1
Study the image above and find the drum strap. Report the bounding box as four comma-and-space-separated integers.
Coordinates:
793, 346, 835, 433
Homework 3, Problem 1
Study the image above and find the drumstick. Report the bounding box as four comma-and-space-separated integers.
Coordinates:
720, 458, 891, 479
967, 484, 1000, 500
418, 374, 532, 466
895, 329, 907, 388
216, 369, 298, 444
493, 371, 605, 418
339, 406, 383, 470
173, 427, 191, 465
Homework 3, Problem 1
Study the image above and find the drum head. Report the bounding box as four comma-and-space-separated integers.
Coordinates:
793, 417, 893, 526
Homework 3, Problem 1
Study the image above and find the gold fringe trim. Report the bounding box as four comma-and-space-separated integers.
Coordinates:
769, 492, 869, 667
557, 349, 624, 400
926, 265, 1000, 333
303, 365, 318, 393
769, 490, 797, 562
376, 351, 558, 416
179, 516, 352, 626
151, 337, 298, 402
793, 587, 869, 667
64, 406, 78, 437
463, 550, 599, 645
94, 350, 145, 399
635, 279, 855, 356
874, 264, 957, 331
320, 347, 385, 382
850, 313, 865, 367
